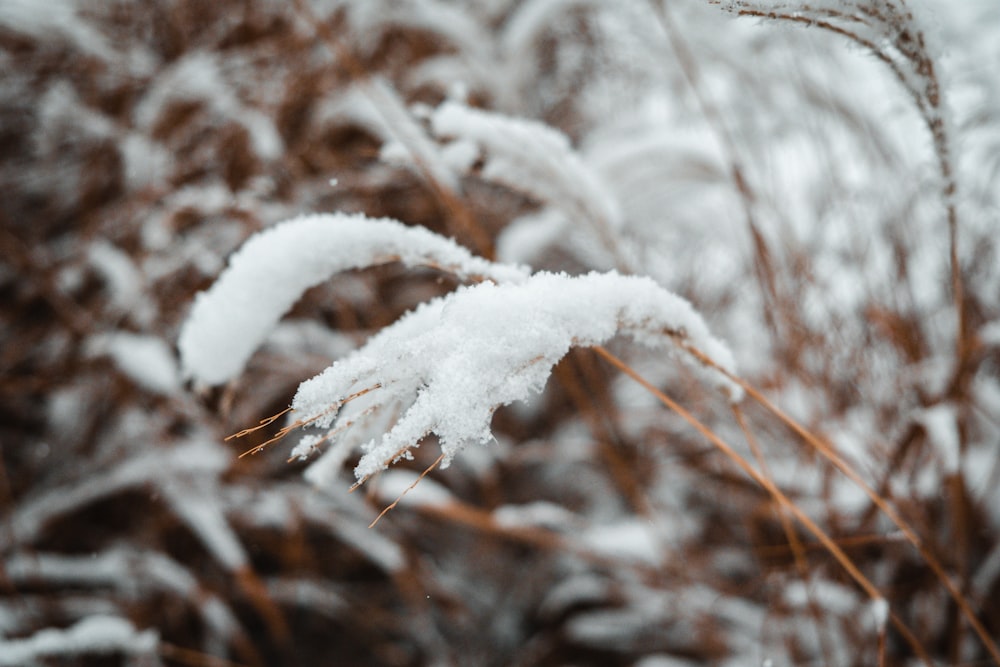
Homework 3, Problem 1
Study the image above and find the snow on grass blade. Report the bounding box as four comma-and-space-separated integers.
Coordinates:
289, 270, 741, 482
178, 213, 530, 385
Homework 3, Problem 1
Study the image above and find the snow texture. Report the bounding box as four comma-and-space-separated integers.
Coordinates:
178, 213, 530, 385
289, 270, 740, 482
0, 616, 158, 666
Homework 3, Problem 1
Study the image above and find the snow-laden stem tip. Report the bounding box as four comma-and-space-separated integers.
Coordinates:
288, 270, 741, 483
178, 212, 529, 385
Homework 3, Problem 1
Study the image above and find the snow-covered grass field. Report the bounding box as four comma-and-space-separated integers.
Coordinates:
2, 1, 1000, 665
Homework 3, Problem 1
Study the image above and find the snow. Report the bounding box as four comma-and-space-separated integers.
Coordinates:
579, 519, 661, 565
8, 0, 997, 664
288, 270, 739, 482
916, 403, 961, 474
86, 332, 180, 395
296, 494, 406, 573
980, 319, 1000, 346
492, 501, 576, 530
2, 548, 206, 604
0, 616, 158, 666
783, 578, 859, 616
538, 573, 612, 619
634, 657, 701, 667
134, 51, 282, 161
871, 597, 890, 630
87, 240, 147, 320
160, 479, 248, 572
430, 101, 625, 268
1, 439, 230, 547
325, 78, 462, 191
0, 0, 119, 64
178, 212, 530, 385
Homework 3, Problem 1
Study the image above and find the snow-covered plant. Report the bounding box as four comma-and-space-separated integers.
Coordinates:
428, 101, 628, 269
179, 213, 740, 487
7, 0, 1000, 665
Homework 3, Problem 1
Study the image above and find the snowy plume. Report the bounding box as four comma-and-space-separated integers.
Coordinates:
717, 1, 949, 134
289, 270, 740, 482
179, 213, 529, 385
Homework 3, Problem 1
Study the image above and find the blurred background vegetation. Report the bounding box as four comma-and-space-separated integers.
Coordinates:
2, 1, 1000, 665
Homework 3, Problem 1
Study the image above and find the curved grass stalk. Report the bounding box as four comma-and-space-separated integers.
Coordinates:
714, 0, 968, 372
732, 405, 841, 667
675, 341, 1000, 666
593, 345, 932, 665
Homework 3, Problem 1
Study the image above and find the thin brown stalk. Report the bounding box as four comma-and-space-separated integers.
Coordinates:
554, 353, 654, 518
723, 2, 967, 374
593, 345, 932, 665
231, 384, 381, 457
649, 1, 786, 341
369, 453, 445, 528
687, 345, 1000, 666
733, 405, 838, 667
226, 407, 293, 441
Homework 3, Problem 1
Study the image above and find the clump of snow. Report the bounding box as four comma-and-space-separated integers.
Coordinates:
634, 656, 701, 667
87, 240, 150, 322
871, 597, 890, 631
0, 616, 158, 666
134, 51, 282, 161
0, 0, 120, 65
493, 501, 576, 530
290, 270, 739, 482
325, 79, 461, 191
578, 519, 661, 565
430, 100, 625, 268
538, 573, 613, 620
916, 403, 961, 474
178, 212, 530, 385
783, 579, 859, 617
85, 332, 179, 395
979, 319, 1000, 346
160, 479, 248, 572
